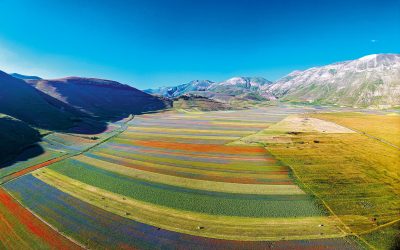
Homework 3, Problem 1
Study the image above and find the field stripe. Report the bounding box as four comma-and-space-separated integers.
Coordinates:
35, 169, 346, 241
93, 148, 283, 171
1, 155, 68, 184
47, 159, 324, 217
90, 151, 293, 184
210, 121, 268, 128
122, 131, 241, 140
106, 143, 275, 162
114, 139, 267, 155
75, 155, 304, 195
0, 187, 80, 249
127, 127, 256, 135
0, 211, 30, 249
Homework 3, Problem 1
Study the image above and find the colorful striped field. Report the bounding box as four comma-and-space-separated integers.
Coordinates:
1, 107, 361, 249
4, 175, 358, 249
0, 187, 80, 249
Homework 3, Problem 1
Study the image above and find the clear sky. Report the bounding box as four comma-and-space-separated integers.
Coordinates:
0, 0, 399, 88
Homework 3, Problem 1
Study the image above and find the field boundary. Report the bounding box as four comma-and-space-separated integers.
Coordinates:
359, 218, 400, 235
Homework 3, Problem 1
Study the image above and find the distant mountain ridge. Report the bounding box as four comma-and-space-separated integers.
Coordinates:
145, 80, 214, 98
145, 77, 272, 102
208, 77, 272, 95
263, 53, 400, 107
146, 54, 400, 108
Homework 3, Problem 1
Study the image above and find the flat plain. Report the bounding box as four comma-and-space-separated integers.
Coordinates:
1, 105, 398, 249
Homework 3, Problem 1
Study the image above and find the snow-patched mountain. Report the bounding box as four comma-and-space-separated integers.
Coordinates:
208, 77, 272, 95
263, 54, 400, 107
145, 77, 272, 101
145, 80, 214, 98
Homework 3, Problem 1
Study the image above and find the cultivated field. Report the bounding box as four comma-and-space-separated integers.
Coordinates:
1, 106, 397, 249
235, 111, 400, 249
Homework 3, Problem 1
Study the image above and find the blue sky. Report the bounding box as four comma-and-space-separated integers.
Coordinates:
0, 0, 399, 88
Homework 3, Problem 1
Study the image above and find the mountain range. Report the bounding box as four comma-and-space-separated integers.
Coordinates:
265, 54, 400, 108
1, 53, 399, 166
146, 54, 400, 108
145, 77, 274, 103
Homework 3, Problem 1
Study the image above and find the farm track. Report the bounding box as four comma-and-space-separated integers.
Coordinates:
351, 127, 400, 150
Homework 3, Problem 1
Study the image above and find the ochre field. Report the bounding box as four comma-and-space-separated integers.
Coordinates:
1, 106, 398, 249
235, 111, 400, 249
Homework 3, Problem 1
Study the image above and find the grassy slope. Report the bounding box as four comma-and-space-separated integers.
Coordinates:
262, 113, 400, 249
0, 70, 75, 130
31, 78, 170, 119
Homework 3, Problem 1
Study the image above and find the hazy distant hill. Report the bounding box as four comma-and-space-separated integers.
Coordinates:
145, 80, 214, 98
173, 94, 232, 111
208, 77, 272, 95
146, 77, 273, 102
0, 70, 76, 130
29, 77, 171, 119
264, 54, 400, 107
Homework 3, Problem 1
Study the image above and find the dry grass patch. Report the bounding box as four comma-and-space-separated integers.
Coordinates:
312, 112, 400, 147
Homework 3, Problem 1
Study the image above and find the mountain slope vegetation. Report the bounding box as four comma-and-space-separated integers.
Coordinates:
0, 70, 76, 130
29, 77, 171, 120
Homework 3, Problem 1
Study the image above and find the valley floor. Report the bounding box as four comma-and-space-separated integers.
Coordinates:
0, 105, 398, 249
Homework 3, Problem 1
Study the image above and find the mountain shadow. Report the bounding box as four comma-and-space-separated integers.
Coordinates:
0, 70, 78, 131
28, 77, 171, 123
0, 116, 44, 170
